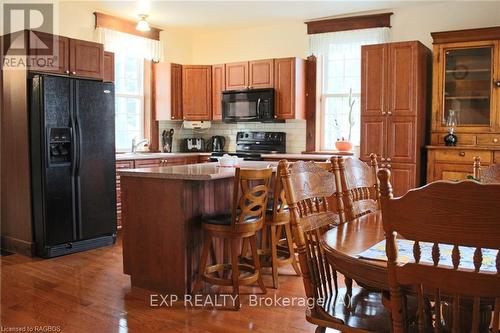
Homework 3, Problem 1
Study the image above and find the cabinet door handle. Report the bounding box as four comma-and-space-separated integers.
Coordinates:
381, 157, 386, 162
493, 138, 498, 143
386, 157, 392, 162
381, 164, 386, 168
71, 71, 76, 75
387, 111, 393, 115
381, 111, 387, 115
65, 70, 70, 74
386, 164, 392, 168
495, 80, 500, 88
459, 152, 466, 157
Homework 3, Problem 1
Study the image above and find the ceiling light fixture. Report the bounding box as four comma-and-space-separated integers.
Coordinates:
136, 14, 151, 32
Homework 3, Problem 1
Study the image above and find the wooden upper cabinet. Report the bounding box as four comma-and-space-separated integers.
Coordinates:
388, 42, 417, 117
432, 40, 499, 133
361, 44, 387, 117
154, 62, 183, 121
182, 65, 212, 121
274, 57, 306, 120
29, 31, 69, 74
171, 63, 183, 120
360, 41, 430, 194
225, 61, 248, 90
212, 64, 225, 120
69, 39, 104, 79
249, 59, 274, 89
103, 51, 114, 82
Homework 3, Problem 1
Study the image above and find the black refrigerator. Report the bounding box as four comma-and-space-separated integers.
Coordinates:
29, 74, 117, 258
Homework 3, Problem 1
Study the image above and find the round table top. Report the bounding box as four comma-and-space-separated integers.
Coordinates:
321, 211, 390, 290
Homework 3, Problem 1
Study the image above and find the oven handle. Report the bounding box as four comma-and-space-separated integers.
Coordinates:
257, 98, 261, 118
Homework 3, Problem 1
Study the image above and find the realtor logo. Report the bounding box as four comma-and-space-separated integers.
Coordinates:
2, 3, 56, 69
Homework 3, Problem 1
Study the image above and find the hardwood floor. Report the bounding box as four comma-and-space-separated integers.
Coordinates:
0, 234, 341, 333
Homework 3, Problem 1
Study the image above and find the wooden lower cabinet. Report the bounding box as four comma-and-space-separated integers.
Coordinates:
115, 160, 134, 229
426, 147, 498, 182
386, 163, 416, 197
432, 163, 475, 182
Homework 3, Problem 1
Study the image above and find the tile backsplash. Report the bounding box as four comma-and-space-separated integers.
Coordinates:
158, 120, 306, 153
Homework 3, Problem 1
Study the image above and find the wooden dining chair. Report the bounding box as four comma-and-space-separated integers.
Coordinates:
473, 156, 500, 183
193, 167, 273, 309
332, 153, 380, 222
378, 169, 500, 333
280, 160, 391, 332
259, 161, 338, 289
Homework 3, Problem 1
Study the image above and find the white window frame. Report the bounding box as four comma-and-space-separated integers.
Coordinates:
114, 54, 145, 151
311, 28, 389, 151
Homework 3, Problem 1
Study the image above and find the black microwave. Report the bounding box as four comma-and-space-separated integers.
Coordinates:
222, 88, 274, 122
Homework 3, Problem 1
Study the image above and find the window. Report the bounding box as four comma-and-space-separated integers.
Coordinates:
311, 28, 389, 150
97, 27, 161, 151
114, 54, 144, 151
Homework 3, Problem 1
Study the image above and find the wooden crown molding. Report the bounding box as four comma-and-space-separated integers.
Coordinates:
431, 26, 500, 44
305, 12, 392, 35
94, 12, 161, 41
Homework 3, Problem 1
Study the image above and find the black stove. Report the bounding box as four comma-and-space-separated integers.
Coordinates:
210, 131, 286, 161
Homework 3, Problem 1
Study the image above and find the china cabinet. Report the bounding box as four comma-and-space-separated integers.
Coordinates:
427, 26, 500, 182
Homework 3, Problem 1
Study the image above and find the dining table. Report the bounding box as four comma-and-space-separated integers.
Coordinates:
320, 210, 495, 332
321, 211, 388, 290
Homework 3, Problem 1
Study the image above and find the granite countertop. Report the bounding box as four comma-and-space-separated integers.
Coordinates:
116, 151, 352, 161
116, 152, 210, 161
117, 161, 278, 181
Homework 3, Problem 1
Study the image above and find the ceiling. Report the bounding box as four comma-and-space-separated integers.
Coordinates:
90, 1, 425, 29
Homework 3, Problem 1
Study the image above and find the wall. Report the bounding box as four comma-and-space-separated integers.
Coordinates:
187, 1, 500, 65
190, 22, 308, 64
159, 120, 306, 153
56, 1, 194, 63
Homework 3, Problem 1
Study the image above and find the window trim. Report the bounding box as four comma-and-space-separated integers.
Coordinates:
114, 54, 146, 152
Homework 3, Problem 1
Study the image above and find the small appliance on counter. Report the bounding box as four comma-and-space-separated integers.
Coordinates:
183, 138, 205, 152
210, 131, 286, 162
161, 129, 174, 153
210, 135, 226, 152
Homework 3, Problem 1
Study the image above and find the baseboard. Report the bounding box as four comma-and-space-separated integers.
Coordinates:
0, 235, 35, 257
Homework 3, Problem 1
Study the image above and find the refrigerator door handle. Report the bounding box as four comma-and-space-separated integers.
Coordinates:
73, 80, 83, 238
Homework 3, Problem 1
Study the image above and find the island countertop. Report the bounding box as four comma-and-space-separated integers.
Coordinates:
117, 161, 277, 181
115, 151, 352, 161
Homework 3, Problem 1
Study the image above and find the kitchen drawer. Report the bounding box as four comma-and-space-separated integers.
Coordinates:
476, 134, 500, 146
134, 159, 162, 167
431, 133, 476, 146
434, 149, 492, 164
198, 156, 212, 163
116, 160, 134, 169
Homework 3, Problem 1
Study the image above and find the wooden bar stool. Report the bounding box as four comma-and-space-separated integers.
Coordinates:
193, 167, 272, 309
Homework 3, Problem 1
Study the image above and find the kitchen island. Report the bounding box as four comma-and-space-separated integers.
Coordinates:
118, 161, 277, 296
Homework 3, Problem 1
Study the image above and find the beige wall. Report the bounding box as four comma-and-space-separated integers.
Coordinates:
56, 1, 500, 64
187, 1, 500, 64
56, 1, 194, 63
190, 22, 308, 64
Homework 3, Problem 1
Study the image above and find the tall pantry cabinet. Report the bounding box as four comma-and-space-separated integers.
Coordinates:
360, 41, 431, 197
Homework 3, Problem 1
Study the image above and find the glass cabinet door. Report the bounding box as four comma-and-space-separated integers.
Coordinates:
443, 46, 493, 127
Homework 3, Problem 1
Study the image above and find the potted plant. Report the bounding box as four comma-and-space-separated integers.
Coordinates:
335, 88, 355, 152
